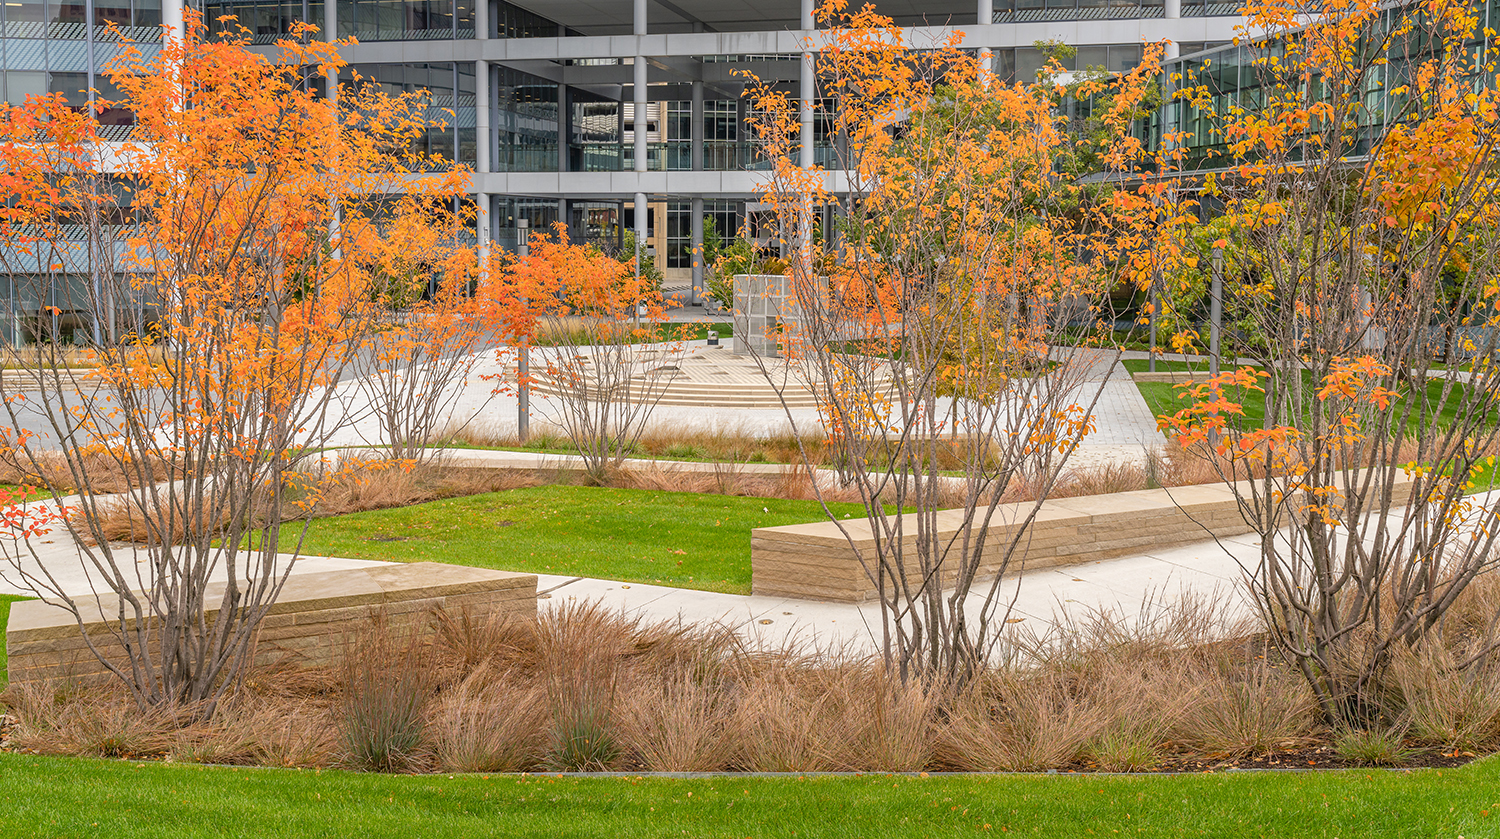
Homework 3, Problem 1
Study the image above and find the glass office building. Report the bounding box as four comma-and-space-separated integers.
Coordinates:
0, 0, 1241, 340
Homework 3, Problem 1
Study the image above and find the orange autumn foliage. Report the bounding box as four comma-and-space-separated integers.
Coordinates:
0, 14, 477, 712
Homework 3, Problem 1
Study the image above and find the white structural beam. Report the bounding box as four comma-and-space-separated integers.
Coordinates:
333, 18, 1242, 64
471, 168, 850, 199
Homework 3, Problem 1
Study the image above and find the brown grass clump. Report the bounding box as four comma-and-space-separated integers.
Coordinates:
939, 670, 1106, 771
76, 457, 549, 546
0, 446, 184, 496
3, 681, 183, 759
1173, 652, 1318, 758
171, 698, 340, 768
309, 459, 545, 518
15, 575, 1500, 773
430, 665, 547, 773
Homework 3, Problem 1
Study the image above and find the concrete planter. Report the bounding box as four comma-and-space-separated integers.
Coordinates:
6, 563, 537, 687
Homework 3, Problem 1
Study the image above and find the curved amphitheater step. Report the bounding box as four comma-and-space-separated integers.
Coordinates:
525, 346, 895, 409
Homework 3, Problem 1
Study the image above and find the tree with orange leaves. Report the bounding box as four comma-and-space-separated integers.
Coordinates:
484, 223, 684, 485
0, 14, 473, 715
745, 1, 1162, 688
1157, 0, 1500, 727
345, 193, 495, 462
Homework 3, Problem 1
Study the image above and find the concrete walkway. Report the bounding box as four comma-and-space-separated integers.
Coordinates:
0, 517, 1254, 656
318, 339, 1168, 473
529, 530, 1255, 654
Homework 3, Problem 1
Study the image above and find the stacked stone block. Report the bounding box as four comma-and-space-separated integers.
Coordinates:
751, 475, 1417, 603
6, 562, 537, 688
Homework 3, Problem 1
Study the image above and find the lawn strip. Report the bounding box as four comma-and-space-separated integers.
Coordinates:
282, 485, 867, 595
0, 594, 31, 692
0, 753, 1493, 839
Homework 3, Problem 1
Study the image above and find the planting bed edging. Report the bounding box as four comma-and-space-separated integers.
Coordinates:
5, 562, 537, 687
751, 475, 1416, 602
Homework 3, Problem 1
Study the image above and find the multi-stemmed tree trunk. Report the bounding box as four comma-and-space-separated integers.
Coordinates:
347, 196, 494, 462
486, 224, 684, 485
0, 17, 474, 716
745, 5, 1160, 690
1159, 0, 1500, 728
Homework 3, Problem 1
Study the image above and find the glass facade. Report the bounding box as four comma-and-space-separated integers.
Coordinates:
4, 0, 161, 38
205, 0, 325, 43
0, 0, 1255, 319
665, 200, 741, 268
1, 0, 163, 139
337, 0, 474, 40
993, 0, 1166, 22
344, 62, 476, 167
1152, 1, 1497, 169
993, 43, 1151, 82
494, 0, 555, 38
991, 0, 1239, 20
492, 64, 558, 172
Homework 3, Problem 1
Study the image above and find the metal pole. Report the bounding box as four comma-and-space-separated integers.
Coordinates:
634, 191, 646, 331
691, 196, 704, 307
517, 218, 530, 443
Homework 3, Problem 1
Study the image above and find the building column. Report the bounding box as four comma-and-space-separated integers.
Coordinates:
477, 192, 491, 270
634, 191, 648, 282
800, 0, 814, 169
476, 60, 490, 174
633, 58, 648, 173
690, 79, 704, 171
558, 84, 570, 173
323, 0, 336, 39
1165, 0, 1181, 58
690, 78, 706, 306
162, 0, 184, 41
475, 0, 489, 39
632, 0, 649, 283
691, 196, 704, 306
977, 0, 993, 74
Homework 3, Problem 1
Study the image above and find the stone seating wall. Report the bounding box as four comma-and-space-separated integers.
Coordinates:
6, 562, 537, 688
751, 475, 1416, 602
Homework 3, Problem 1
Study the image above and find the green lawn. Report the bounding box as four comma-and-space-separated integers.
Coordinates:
530, 321, 732, 347
0, 593, 24, 690
282, 486, 866, 595
1121, 358, 1240, 375
1135, 365, 1486, 436
1, 752, 1496, 839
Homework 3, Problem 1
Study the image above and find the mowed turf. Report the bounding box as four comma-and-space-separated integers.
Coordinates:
280, 486, 867, 595
0, 593, 24, 690
1, 752, 1497, 839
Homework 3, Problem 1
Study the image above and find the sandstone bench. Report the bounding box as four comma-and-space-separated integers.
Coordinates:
6, 562, 537, 688
751, 476, 1416, 603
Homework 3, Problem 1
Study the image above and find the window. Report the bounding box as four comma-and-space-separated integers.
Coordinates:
344, 62, 478, 166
